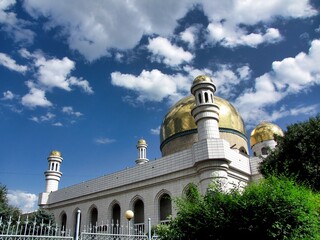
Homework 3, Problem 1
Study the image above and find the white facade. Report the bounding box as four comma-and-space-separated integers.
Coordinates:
38, 75, 282, 234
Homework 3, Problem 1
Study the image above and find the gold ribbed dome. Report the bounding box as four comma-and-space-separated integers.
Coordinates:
49, 150, 62, 157
160, 95, 246, 145
250, 122, 284, 147
193, 75, 212, 84
137, 139, 147, 145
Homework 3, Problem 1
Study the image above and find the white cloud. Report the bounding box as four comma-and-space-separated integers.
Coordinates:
21, 81, 52, 108
20, 49, 93, 94
235, 39, 320, 124
19, 0, 316, 61
207, 23, 282, 48
53, 122, 63, 127
18, 49, 93, 109
0, 52, 27, 73
35, 56, 75, 91
23, 0, 194, 61
29, 112, 55, 123
2, 90, 15, 100
180, 25, 199, 48
111, 69, 190, 103
62, 106, 83, 117
67, 77, 94, 94
7, 190, 38, 213
147, 37, 194, 66
0, 0, 34, 44
203, 0, 316, 48
94, 137, 116, 145
183, 64, 251, 98
150, 126, 160, 135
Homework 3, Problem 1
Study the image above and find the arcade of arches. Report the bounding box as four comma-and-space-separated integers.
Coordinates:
60, 192, 172, 231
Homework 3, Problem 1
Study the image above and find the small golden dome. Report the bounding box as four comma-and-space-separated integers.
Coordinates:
160, 95, 247, 145
192, 75, 212, 84
250, 122, 284, 147
49, 150, 62, 157
137, 139, 147, 145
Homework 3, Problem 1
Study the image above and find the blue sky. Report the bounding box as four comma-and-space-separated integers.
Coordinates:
0, 0, 319, 213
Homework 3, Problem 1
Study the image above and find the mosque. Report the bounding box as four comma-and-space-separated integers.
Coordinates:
38, 75, 284, 233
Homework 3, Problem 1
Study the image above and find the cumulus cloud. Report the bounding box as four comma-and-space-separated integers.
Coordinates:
94, 137, 116, 145
183, 64, 251, 98
0, 52, 27, 73
22, 81, 52, 108
0, 0, 34, 44
7, 190, 38, 213
30, 112, 55, 123
180, 26, 199, 48
150, 126, 160, 135
203, 0, 315, 48
18, 49, 93, 108
23, 0, 194, 61
2, 90, 15, 100
111, 69, 190, 104
62, 106, 83, 117
18, 0, 316, 61
147, 37, 194, 66
235, 39, 320, 124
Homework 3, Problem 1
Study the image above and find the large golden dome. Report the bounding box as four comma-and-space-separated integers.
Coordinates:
160, 95, 247, 153
250, 122, 284, 148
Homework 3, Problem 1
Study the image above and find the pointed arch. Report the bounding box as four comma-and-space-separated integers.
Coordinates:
59, 211, 67, 232
155, 190, 172, 224
108, 200, 121, 226
88, 204, 98, 229
130, 195, 145, 232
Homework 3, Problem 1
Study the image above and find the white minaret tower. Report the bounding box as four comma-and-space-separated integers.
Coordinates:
44, 150, 63, 192
135, 139, 149, 165
191, 75, 220, 140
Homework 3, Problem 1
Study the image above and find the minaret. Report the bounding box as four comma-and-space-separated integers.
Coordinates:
44, 150, 63, 192
191, 75, 220, 140
191, 75, 231, 193
135, 139, 149, 164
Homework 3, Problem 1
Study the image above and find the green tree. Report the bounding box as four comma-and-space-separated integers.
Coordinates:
0, 184, 21, 223
29, 208, 56, 227
158, 177, 320, 240
260, 115, 320, 191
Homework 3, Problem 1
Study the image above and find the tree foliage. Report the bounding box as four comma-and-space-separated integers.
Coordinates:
157, 177, 320, 240
0, 183, 21, 223
260, 115, 320, 191
28, 208, 56, 227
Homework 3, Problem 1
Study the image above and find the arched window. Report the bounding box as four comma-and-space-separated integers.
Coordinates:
204, 92, 209, 103
90, 207, 98, 229
159, 194, 172, 224
239, 147, 247, 155
133, 199, 144, 233
198, 93, 202, 104
261, 147, 269, 155
60, 212, 67, 232
112, 204, 121, 225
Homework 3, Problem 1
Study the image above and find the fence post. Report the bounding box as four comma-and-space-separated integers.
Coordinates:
75, 210, 81, 240
148, 218, 151, 240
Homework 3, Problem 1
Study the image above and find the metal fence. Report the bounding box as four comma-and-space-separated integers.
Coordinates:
0, 216, 73, 240
0, 217, 159, 240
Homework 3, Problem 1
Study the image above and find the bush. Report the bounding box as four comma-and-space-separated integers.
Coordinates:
158, 177, 320, 240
